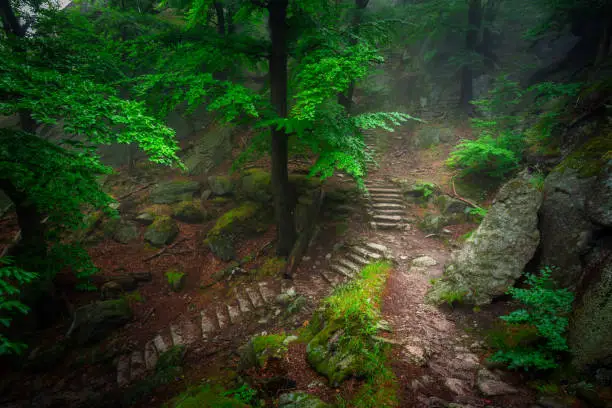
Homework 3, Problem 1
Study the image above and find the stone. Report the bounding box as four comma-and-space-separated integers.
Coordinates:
412, 126, 455, 149
200, 189, 212, 201
240, 334, 289, 370
586, 161, 612, 227
129, 271, 152, 282
426, 173, 543, 305
539, 167, 597, 287
278, 392, 332, 408
100, 281, 123, 300
144, 216, 179, 247
183, 125, 232, 176
134, 212, 155, 225
412, 256, 438, 268
207, 175, 234, 196
476, 369, 518, 396
402, 344, 429, 366
537, 395, 576, 408
435, 195, 470, 215
112, 221, 139, 244
171, 200, 206, 223
240, 169, 272, 203
149, 180, 200, 204
419, 214, 464, 234
66, 299, 132, 345
445, 378, 471, 396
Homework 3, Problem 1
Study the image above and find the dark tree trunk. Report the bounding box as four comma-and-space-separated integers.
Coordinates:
481, 0, 498, 70
268, 0, 296, 257
0, 179, 47, 266
459, 0, 482, 115
595, 17, 611, 66
214, 1, 226, 35
338, 0, 369, 113
0, 0, 25, 37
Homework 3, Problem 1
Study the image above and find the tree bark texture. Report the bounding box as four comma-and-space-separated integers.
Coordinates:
459, 0, 482, 115
268, 0, 296, 257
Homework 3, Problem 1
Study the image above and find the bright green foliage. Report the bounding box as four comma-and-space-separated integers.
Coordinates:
165, 270, 185, 286
171, 384, 252, 408
467, 206, 487, 219
0, 258, 38, 355
412, 182, 436, 198
489, 267, 574, 370
447, 133, 522, 179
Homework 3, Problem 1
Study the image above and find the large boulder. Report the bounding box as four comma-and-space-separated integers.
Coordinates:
144, 216, 179, 247
539, 167, 598, 287
171, 201, 207, 223
426, 173, 543, 305
183, 126, 232, 176
568, 242, 612, 372
205, 202, 268, 261
411, 126, 455, 149
278, 393, 332, 408
207, 175, 234, 196
66, 299, 132, 345
586, 161, 612, 227
149, 180, 200, 204
112, 221, 139, 244
240, 169, 272, 203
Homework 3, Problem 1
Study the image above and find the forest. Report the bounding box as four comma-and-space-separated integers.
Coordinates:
0, 0, 611, 406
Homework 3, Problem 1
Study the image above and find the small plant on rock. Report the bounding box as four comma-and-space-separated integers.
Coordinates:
413, 182, 436, 198
165, 269, 185, 292
488, 266, 574, 370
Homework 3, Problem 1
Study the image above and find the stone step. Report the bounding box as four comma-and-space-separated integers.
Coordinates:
369, 193, 404, 200
371, 203, 406, 210
373, 214, 404, 222
371, 196, 404, 203
216, 306, 230, 329
236, 293, 253, 314
227, 303, 241, 324
117, 354, 130, 387
372, 222, 404, 230
320, 269, 342, 287
346, 251, 370, 266
200, 311, 216, 339
365, 242, 389, 255
170, 319, 200, 346
337, 257, 361, 272
373, 209, 406, 216
144, 340, 158, 370
257, 282, 275, 303
130, 351, 146, 381
153, 334, 169, 354
246, 286, 265, 308
330, 263, 355, 278
351, 245, 383, 260
368, 187, 403, 194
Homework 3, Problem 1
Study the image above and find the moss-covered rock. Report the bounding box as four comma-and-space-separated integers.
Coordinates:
240, 334, 288, 370
240, 169, 272, 203
149, 180, 200, 204
289, 174, 322, 195
411, 126, 455, 149
435, 194, 470, 215
278, 392, 332, 408
205, 202, 268, 261
112, 221, 139, 244
208, 175, 234, 196
172, 201, 207, 223
256, 257, 287, 277
144, 216, 179, 247
66, 299, 132, 345
556, 135, 612, 178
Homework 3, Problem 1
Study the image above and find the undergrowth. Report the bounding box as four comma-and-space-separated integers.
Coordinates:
488, 266, 574, 371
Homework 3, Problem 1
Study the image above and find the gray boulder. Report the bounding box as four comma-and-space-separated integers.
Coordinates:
207, 175, 234, 196
426, 173, 543, 305
144, 216, 179, 247
149, 181, 200, 204
112, 221, 139, 244
411, 126, 455, 149
183, 126, 232, 176
586, 161, 612, 227
278, 392, 332, 408
66, 299, 132, 345
539, 167, 597, 287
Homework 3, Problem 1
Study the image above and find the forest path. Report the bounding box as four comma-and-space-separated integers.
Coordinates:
363, 130, 536, 407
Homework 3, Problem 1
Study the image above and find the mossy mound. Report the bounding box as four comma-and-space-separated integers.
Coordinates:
144, 216, 179, 247
205, 202, 269, 261
208, 175, 234, 196
240, 334, 289, 370
256, 257, 287, 277
150, 180, 200, 204
240, 169, 272, 203
278, 392, 331, 408
172, 201, 207, 223
167, 384, 250, 408
289, 174, 322, 194
556, 134, 612, 178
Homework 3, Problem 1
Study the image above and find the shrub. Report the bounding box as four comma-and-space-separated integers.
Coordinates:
412, 182, 436, 198
488, 266, 574, 370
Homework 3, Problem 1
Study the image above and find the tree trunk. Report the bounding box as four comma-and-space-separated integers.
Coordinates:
214, 1, 226, 35
481, 0, 498, 70
459, 0, 482, 115
338, 0, 369, 113
595, 17, 611, 67
0, 179, 47, 267
0, 0, 25, 37
268, 0, 296, 257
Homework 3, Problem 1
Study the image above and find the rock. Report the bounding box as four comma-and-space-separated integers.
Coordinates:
149, 180, 200, 204
445, 378, 471, 396
276, 293, 295, 306
419, 213, 465, 234
171, 201, 206, 223
412, 256, 438, 268
568, 243, 612, 371
595, 368, 612, 386
207, 175, 234, 196
205, 202, 268, 261
66, 299, 132, 345
183, 125, 232, 176
539, 167, 597, 287
476, 369, 518, 396
283, 335, 299, 346
586, 161, 612, 227
104, 276, 137, 291
278, 392, 332, 408
240, 334, 289, 370
144, 216, 179, 247
240, 169, 272, 203
402, 344, 429, 366
134, 212, 155, 225
200, 189, 212, 201
112, 221, 139, 244
537, 395, 576, 408
435, 195, 470, 215
129, 271, 152, 282
412, 126, 455, 149
426, 173, 543, 305
100, 281, 123, 300
571, 381, 606, 408
306, 324, 361, 386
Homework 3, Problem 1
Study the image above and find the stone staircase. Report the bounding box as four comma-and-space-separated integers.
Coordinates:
116, 242, 390, 387
365, 180, 410, 230
318, 242, 390, 287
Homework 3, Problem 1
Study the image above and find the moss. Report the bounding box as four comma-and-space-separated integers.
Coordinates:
240, 169, 272, 202
251, 334, 288, 367
207, 203, 261, 238
172, 201, 206, 223
289, 174, 322, 193
169, 384, 251, 408
255, 257, 287, 277
556, 134, 612, 178
211, 196, 231, 204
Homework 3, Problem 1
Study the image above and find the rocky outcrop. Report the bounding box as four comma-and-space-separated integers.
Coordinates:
538, 167, 598, 287
182, 125, 232, 176
586, 161, 612, 227
426, 173, 543, 305
171, 201, 207, 223
240, 169, 272, 203
207, 175, 234, 196
144, 216, 179, 247
149, 180, 200, 204
66, 299, 132, 345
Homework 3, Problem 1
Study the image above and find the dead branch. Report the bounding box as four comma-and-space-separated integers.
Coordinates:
117, 182, 155, 201
450, 175, 483, 210
143, 237, 187, 262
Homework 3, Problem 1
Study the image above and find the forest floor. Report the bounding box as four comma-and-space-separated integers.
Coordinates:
0, 123, 547, 408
